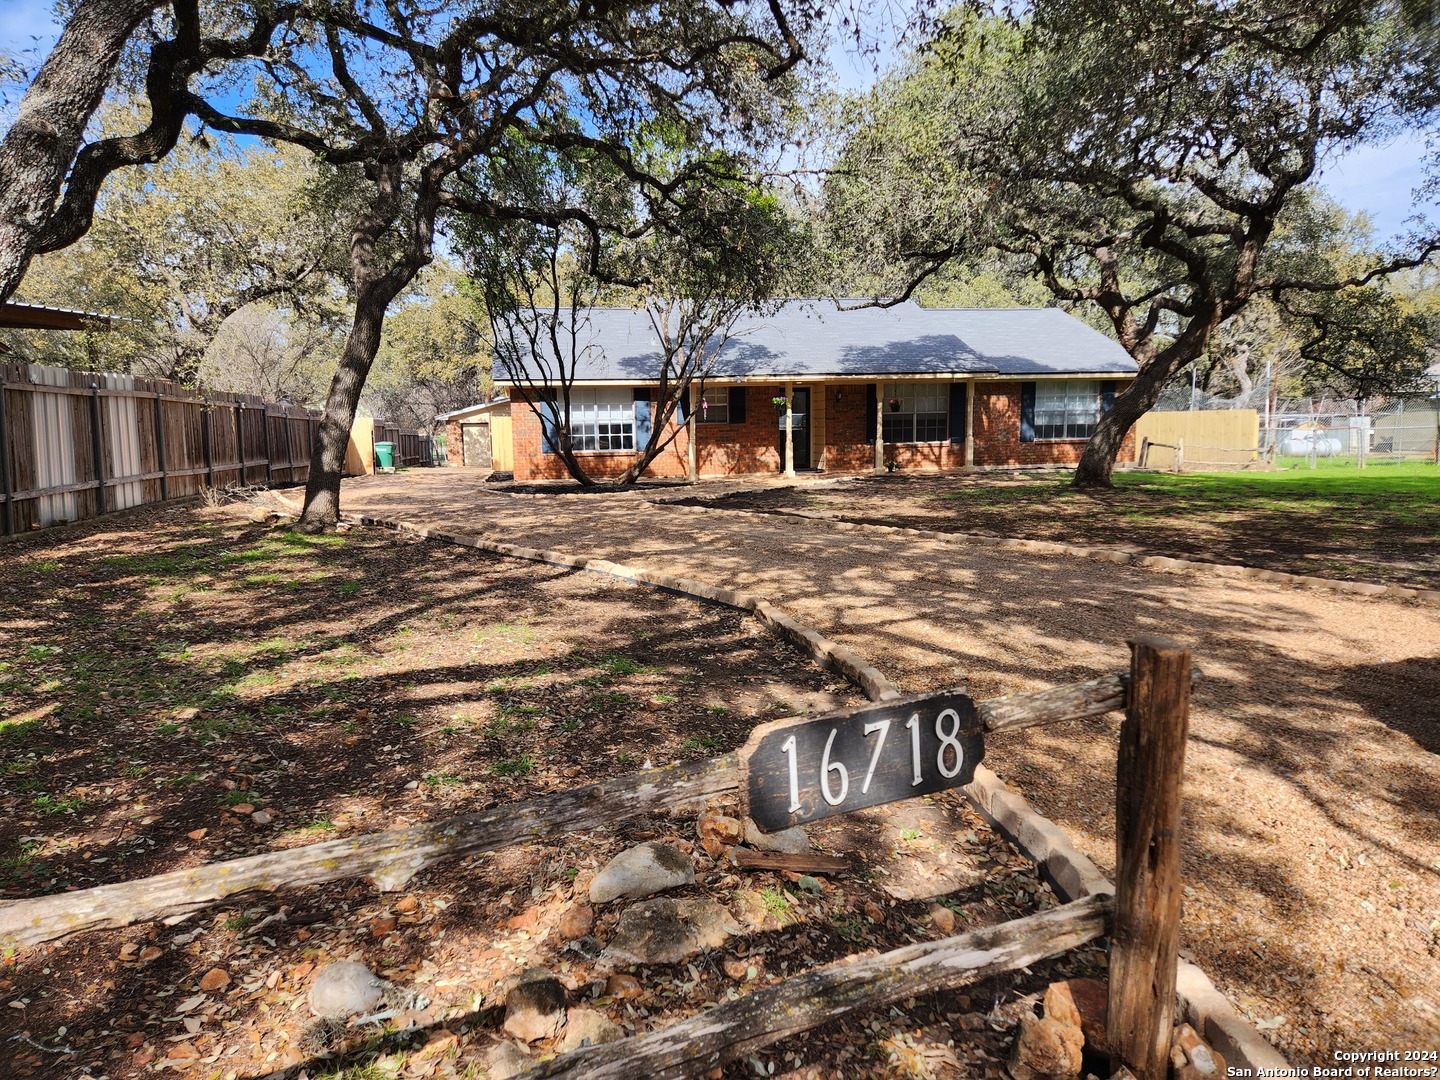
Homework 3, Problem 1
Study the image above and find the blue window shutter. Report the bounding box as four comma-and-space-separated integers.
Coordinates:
728, 386, 746, 424
1100, 380, 1117, 415
1019, 382, 1036, 442
865, 383, 877, 444
678, 391, 690, 423
949, 382, 966, 445
539, 390, 559, 454
633, 388, 652, 447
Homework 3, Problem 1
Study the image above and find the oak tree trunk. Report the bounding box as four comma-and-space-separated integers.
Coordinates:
1074, 349, 1194, 488
0, 0, 164, 303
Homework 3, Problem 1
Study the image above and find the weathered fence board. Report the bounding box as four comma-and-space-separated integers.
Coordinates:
519, 896, 1112, 1080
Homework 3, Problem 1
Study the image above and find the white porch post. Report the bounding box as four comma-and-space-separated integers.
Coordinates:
964, 380, 976, 470
784, 380, 796, 478
875, 384, 885, 473
686, 384, 698, 482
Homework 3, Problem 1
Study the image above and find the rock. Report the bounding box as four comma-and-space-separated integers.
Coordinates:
186, 829, 207, 841
721, 956, 750, 981
230, 803, 255, 815
557, 904, 595, 941
743, 819, 810, 854
138, 946, 164, 964
605, 973, 643, 999
372, 915, 399, 937
1174, 1022, 1226, 1078
557, 1006, 624, 1053
1042, 982, 1083, 1031
483, 1040, 533, 1079
308, 961, 386, 1020
198, 967, 230, 992
697, 812, 744, 845
502, 975, 567, 1042
863, 900, 886, 923
251, 809, 273, 825
589, 842, 694, 903
1008, 1015, 1084, 1080
1050, 978, 1107, 1052
604, 897, 738, 966
928, 902, 956, 936
394, 895, 420, 915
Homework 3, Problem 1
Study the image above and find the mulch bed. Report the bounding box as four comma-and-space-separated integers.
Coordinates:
675, 471, 1440, 588
0, 503, 1101, 1079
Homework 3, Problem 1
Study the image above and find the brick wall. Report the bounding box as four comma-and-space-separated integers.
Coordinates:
508, 379, 1136, 480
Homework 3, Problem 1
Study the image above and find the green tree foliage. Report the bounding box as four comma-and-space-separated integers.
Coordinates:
827, 0, 1440, 485
8, 107, 349, 382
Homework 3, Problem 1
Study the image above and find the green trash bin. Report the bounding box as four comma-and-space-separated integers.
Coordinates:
374, 441, 396, 470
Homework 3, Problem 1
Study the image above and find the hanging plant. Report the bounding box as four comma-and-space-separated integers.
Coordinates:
887, 397, 902, 412
772, 395, 789, 413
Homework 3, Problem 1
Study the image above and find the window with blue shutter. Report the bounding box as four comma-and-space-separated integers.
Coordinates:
1019, 383, 1036, 442
538, 389, 559, 454
1101, 380, 1118, 415
865, 383, 878, 444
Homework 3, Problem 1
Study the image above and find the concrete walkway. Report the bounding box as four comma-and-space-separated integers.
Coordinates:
325, 469, 1440, 1064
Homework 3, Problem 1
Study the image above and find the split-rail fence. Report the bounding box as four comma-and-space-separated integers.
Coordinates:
0, 638, 1195, 1080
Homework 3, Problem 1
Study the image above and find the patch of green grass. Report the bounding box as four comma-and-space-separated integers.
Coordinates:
899, 827, 922, 842
423, 771, 463, 787
705, 704, 730, 716
28, 560, 61, 573
561, 719, 581, 734
336, 581, 363, 596
475, 619, 538, 644
297, 817, 336, 832
155, 722, 181, 736
600, 654, 647, 677
393, 714, 419, 728
759, 886, 792, 921
224, 789, 258, 805
0, 717, 41, 743
485, 714, 537, 736
224, 914, 254, 931
0, 840, 44, 876
490, 755, 535, 777
31, 793, 84, 815
614, 751, 641, 768
168, 771, 204, 785
679, 734, 720, 755
0, 757, 37, 776
242, 572, 285, 586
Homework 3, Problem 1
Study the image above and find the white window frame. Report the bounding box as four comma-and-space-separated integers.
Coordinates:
698, 390, 730, 424
881, 382, 949, 444
1034, 380, 1101, 440
569, 388, 635, 452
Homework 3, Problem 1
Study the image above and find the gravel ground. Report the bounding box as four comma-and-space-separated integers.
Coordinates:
327, 469, 1440, 1065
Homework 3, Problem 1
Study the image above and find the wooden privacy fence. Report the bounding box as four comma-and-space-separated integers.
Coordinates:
0, 362, 320, 536
0, 639, 1194, 1080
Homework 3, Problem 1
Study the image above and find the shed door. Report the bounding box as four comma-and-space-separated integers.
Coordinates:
461, 423, 492, 467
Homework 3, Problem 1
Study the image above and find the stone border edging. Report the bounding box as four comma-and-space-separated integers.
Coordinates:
673, 503, 1440, 607
338, 508, 1290, 1072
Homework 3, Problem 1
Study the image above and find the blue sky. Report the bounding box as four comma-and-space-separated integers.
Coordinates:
3, 0, 1436, 239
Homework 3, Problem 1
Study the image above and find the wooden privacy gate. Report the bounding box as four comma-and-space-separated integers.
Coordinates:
0, 639, 1193, 1080
0, 362, 320, 536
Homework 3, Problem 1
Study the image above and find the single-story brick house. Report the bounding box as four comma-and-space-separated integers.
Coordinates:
494, 301, 1139, 481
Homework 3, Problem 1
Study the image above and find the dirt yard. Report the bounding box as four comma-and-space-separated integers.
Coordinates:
674, 468, 1440, 588
327, 469, 1440, 1067
0, 504, 1093, 1079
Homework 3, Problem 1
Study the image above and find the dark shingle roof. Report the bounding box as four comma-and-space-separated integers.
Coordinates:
495, 300, 1136, 383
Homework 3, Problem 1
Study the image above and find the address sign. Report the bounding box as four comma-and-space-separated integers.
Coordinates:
740, 690, 985, 832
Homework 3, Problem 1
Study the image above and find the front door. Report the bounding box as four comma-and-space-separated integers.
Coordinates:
777, 388, 811, 471
461, 423, 492, 467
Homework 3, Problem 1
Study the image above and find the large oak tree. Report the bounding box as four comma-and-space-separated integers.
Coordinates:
827, 0, 1440, 486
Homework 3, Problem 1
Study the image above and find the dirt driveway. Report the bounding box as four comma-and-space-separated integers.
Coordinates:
324, 470, 1440, 1064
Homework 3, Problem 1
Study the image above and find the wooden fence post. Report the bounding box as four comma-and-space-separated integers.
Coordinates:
0, 379, 13, 535
89, 385, 107, 515
153, 394, 169, 502
261, 406, 273, 486
1108, 636, 1192, 1080
201, 403, 214, 487
282, 407, 295, 484
234, 404, 245, 486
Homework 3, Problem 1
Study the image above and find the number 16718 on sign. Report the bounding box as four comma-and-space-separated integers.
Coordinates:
739, 691, 985, 833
